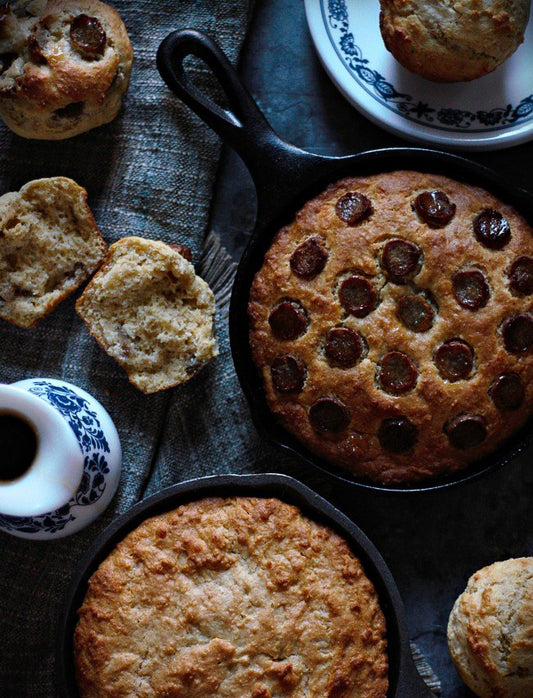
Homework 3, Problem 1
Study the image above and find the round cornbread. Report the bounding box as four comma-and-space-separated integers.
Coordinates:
248, 171, 533, 485
74, 497, 388, 698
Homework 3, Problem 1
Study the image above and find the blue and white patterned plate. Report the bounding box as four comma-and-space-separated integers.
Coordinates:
305, 0, 533, 150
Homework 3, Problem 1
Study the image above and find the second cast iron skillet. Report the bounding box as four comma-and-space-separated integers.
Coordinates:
157, 30, 533, 494
56, 473, 435, 697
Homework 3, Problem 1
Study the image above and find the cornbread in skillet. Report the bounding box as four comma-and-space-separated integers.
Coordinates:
248, 171, 533, 485
0, 0, 133, 139
447, 557, 533, 698
74, 497, 388, 698
378, 0, 531, 82
0, 176, 106, 327
76, 237, 218, 393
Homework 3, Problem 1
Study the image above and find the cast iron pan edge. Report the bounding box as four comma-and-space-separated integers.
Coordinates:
157, 30, 532, 494
56, 473, 434, 697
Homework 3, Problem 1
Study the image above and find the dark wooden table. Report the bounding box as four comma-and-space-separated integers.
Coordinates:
211, 2, 533, 696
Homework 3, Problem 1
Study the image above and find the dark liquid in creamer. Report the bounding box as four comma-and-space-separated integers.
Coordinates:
0, 413, 38, 481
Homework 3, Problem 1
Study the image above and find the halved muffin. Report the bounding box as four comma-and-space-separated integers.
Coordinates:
0, 176, 106, 327
76, 236, 218, 392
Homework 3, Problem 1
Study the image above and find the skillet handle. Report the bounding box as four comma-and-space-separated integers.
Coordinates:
157, 29, 331, 220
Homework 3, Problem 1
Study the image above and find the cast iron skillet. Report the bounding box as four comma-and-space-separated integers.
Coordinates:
157, 30, 533, 494
56, 473, 435, 697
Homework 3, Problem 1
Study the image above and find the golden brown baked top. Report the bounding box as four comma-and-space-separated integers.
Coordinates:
248, 171, 533, 485
74, 497, 388, 698
447, 557, 533, 698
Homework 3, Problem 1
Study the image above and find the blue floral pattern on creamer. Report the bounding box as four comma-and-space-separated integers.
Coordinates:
0, 382, 110, 535
324, 0, 533, 132
28, 382, 109, 454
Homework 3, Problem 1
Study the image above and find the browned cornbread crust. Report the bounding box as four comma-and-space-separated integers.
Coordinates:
74, 497, 388, 698
248, 171, 533, 485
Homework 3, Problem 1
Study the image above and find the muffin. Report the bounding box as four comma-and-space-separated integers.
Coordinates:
379, 0, 531, 82
447, 557, 533, 697
76, 237, 218, 393
74, 496, 388, 698
248, 171, 533, 485
0, 176, 106, 327
0, 0, 133, 139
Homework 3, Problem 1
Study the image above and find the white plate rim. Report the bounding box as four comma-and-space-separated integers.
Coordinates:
305, 0, 533, 151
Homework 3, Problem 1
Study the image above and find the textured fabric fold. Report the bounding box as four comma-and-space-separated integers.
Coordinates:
0, 3, 252, 695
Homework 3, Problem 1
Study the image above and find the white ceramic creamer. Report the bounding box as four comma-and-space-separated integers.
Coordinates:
0, 378, 121, 540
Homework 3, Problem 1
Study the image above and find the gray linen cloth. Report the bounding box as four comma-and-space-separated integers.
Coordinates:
0, 2, 254, 694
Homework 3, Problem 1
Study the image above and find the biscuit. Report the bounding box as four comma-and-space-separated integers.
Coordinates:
248, 171, 533, 485
0, 176, 106, 327
0, 0, 133, 139
74, 497, 389, 698
76, 236, 218, 393
447, 557, 533, 697
379, 0, 531, 82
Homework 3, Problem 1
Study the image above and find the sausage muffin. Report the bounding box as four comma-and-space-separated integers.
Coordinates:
0, 0, 133, 139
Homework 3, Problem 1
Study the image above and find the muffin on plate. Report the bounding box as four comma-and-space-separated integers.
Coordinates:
76, 237, 218, 393
0, 0, 133, 139
74, 497, 388, 698
447, 557, 533, 697
248, 171, 533, 485
0, 176, 106, 327
378, 0, 531, 82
